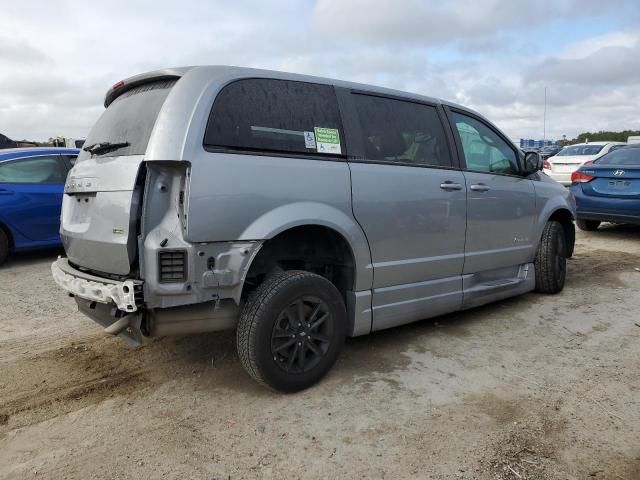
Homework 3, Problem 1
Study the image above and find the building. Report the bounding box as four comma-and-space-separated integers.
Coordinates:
519, 138, 556, 149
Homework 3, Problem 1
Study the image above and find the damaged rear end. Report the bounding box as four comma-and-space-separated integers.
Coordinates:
52, 69, 258, 345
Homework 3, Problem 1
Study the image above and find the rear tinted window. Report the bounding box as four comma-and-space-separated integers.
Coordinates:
83, 79, 176, 157
351, 94, 452, 167
204, 79, 344, 157
595, 148, 640, 165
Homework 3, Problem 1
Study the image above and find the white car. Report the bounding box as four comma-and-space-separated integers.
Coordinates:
543, 141, 626, 185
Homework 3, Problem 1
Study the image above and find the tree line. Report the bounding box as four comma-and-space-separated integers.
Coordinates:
558, 130, 640, 145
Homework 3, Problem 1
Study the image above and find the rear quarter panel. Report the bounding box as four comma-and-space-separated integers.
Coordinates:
184, 152, 373, 291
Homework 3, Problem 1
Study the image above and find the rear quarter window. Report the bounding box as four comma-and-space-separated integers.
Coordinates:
204, 78, 345, 157
350, 94, 452, 167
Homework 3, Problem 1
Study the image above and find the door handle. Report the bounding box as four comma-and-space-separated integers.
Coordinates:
470, 183, 490, 192
440, 182, 463, 191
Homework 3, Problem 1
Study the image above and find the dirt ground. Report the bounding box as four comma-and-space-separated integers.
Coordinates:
1, 226, 639, 480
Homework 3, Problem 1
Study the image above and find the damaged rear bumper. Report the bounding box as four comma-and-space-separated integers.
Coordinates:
51, 257, 142, 312
52, 257, 145, 345
51, 257, 241, 347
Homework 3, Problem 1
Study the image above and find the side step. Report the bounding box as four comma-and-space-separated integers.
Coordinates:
462, 263, 536, 310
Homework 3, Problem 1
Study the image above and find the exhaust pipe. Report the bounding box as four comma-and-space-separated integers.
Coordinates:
76, 299, 144, 347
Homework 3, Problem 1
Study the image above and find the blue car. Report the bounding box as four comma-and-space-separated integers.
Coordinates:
570, 143, 640, 231
0, 147, 79, 264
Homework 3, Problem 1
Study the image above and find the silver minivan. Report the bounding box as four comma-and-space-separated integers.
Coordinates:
52, 66, 576, 391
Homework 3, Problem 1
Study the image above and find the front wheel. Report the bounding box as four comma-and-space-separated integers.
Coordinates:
534, 221, 567, 294
0, 229, 9, 266
236, 271, 347, 392
576, 219, 600, 231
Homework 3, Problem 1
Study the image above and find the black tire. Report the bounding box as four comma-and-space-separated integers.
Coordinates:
0, 229, 9, 266
237, 270, 347, 392
576, 219, 600, 231
534, 221, 567, 294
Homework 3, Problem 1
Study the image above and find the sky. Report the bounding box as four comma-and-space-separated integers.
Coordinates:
1, 0, 639, 142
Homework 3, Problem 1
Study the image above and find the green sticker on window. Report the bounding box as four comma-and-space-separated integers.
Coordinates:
314, 127, 341, 155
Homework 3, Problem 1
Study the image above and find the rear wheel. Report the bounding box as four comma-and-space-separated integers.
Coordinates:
576, 219, 600, 231
0, 229, 9, 266
535, 221, 567, 294
237, 270, 347, 392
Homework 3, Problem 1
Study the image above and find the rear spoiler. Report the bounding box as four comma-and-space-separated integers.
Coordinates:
103, 67, 192, 108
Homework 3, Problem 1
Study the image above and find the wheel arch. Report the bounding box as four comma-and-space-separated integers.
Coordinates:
243, 224, 358, 297
238, 202, 372, 291
546, 208, 576, 258
239, 209, 372, 338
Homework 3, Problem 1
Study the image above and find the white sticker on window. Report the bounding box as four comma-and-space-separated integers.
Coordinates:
314, 127, 341, 155
304, 131, 316, 149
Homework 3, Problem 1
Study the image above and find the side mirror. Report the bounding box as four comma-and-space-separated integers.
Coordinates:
523, 151, 543, 174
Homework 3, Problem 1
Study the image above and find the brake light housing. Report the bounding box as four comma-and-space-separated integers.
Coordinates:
543, 160, 552, 170
571, 171, 595, 183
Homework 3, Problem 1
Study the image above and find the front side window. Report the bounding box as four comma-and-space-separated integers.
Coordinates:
451, 112, 519, 175
351, 94, 452, 167
204, 79, 345, 157
0, 156, 65, 184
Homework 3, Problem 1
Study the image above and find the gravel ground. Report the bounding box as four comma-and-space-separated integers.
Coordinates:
1, 226, 639, 479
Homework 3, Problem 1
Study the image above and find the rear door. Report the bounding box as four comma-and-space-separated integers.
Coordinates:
0, 155, 67, 242
61, 79, 177, 275
447, 109, 536, 275
341, 91, 467, 330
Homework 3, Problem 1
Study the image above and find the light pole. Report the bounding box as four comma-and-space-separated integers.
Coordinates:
543, 86, 547, 145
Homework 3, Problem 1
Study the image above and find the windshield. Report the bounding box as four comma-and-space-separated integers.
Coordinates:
595, 147, 640, 166
556, 144, 604, 156
83, 79, 176, 157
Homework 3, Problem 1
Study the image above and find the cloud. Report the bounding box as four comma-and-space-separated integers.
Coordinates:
0, 35, 52, 65
527, 38, 640, 87
0, 0, 638, 142
312, 0, 633, 46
